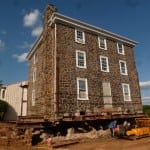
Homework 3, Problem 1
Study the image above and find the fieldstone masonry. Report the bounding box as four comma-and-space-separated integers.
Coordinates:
27, 5, 142, 120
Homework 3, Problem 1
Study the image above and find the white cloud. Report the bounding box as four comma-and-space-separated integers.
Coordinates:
13, 52, 28, 62
0, 39, 5, 49
140, 81, 150, 88
1, 30, 7, 35
23, 9, 42, 38
23, 9, 40, 27
19, 41, 32, 49
142, 97, 150, 101
142, 97, 150, 105
31, 26, 43, 37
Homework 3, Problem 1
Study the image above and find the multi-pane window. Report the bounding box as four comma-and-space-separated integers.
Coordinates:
75, 29, 85, 44
119, 60, 128, 75
122, 83, 131, 101
100, 56, 109, 72
33, 68, 37, 82
117, 42, 124, 54
77, 78, 88, 100
76, 50, 86, 68
32, 90, 35, 106
98, 36, 107, 50
103, 82, 112, 108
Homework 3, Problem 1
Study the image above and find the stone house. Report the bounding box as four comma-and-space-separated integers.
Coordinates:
27, 5, 142, 120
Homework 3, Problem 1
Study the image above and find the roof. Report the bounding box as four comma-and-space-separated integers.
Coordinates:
27, 10, 138, 59
50, 12, 137, 46
4, 81, 28, 87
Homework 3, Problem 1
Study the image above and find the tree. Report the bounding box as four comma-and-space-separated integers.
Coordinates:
0, 80, 8, 120
0, 80, 3, 86
143, 105, 150, 117
0, 100, 8, 120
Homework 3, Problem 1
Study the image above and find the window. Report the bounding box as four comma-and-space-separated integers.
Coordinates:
33, 68, 37, 82
34, 51, 37, 64
76, 50, 86, 68
98, 36, 107, 50
122, 83, 131, 101
100, 56, 109, 72
75, 29, 85, 44
1, 89, 6, 99
119, 60, 128, 75
77, 78, 88, 100
103, 82, 112, 108
2, 90, 5, 99
117, 42, 124, 54
32, 90, 35, 106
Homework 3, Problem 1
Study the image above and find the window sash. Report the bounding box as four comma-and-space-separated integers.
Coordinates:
76, 50, 86, 68
77, 78, 88, 100
117, 43, 124, 54
75, 29, 85, 44
100, 56, 109, 72
78, 52, 84, 66
119, 60, 127, 75
77, 30, 83, 39
98, 37, 107, 50
122, 84, 131, 101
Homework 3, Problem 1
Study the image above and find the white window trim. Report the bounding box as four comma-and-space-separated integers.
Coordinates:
100, 56, 109, 72
33, 68, 37, 82
76, 50, 87, 68
119, 60, 128, 75
75, 28, 85, 44
98, 36, 107, 50
32, 89, 35, 106
33, 52, 37, 64
77, 77, 89, 100
117, 42, 125, 55
122, 83, 131, 101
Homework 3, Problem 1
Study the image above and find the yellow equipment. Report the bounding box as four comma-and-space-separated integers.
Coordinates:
126, 118, 150, 137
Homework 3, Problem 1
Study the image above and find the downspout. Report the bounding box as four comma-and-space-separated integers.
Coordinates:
54, 23, 57, 118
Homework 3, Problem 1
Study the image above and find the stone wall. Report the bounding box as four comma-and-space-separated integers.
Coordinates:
56, 23, 142, 116
27, 5, 57, 118
27, 5, 142, 119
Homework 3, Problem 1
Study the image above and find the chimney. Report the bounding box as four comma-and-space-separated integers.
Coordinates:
44, 4, 57, 25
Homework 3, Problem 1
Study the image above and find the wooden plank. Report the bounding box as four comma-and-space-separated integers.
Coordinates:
52, 140, 79, 148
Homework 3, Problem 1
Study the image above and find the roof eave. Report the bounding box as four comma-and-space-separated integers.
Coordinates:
50, 12, 138, 46
27, 34, 43, 59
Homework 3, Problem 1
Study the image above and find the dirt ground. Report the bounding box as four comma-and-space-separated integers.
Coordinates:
0, 137, 150, 150
66, 137, 150, 150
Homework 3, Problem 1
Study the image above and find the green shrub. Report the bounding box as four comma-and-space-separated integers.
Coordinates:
143, 105, 150, 117
0, 99, 8, 120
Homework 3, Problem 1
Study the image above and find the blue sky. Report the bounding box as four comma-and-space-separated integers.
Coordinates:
0, 0, 150, 104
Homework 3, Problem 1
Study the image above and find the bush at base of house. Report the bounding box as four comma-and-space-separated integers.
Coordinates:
143, 105, 150, 117
0, 100, 8, 120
